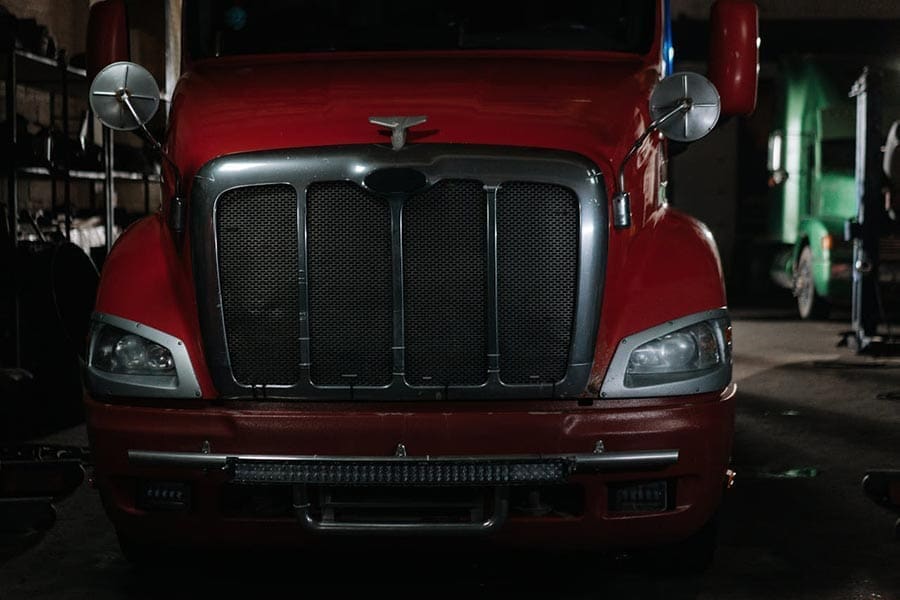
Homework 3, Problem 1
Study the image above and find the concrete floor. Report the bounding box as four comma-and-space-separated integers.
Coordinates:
1, 312, 899, 599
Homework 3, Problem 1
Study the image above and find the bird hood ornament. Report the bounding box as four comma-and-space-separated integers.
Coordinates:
369, 115, 428, 151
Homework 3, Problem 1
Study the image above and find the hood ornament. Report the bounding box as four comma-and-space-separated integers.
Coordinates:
369, 115, 428, 151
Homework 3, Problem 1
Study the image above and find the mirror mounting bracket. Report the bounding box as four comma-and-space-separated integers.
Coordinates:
612, 71, 721, 230
613, 99, 690, 230
118, 91, 186, 244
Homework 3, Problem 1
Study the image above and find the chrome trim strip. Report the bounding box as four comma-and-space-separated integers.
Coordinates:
297, 186, 312, 373
389, 196, 406, 382
192, 145, 607, 400
485, 185, 501, 382
127, 449, 679, 473
599, 308, 732, 399
85, 312, 202, 399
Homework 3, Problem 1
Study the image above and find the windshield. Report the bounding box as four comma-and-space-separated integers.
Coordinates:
185, 0, 657, 59
821, 139, 855, 173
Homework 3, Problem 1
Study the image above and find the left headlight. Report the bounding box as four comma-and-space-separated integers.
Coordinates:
90, 324, 176, 375
601, 309, 732, 399
85, 313, 201, 398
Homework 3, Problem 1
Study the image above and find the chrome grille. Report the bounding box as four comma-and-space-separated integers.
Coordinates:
194, 146, 605, 400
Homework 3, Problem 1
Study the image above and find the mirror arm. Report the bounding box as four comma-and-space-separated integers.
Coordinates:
120, 92, 186, 244
612, 99, 690, 230
617, 99, 690, 195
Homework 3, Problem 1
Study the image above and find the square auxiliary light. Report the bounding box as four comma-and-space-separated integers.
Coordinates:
137, 481, 191, 511
608, 480, 669, 513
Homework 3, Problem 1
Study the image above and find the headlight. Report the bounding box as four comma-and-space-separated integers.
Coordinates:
601, 309, 732, 399
91, 324, 176, 375
85, 313, 201, 399
626, 321, 725, 387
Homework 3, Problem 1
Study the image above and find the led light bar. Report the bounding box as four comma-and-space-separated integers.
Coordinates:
232, 459, 572, 486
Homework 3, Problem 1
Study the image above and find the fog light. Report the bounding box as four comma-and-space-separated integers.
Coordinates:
608, 480, 669, 513
138, 481, 190, 511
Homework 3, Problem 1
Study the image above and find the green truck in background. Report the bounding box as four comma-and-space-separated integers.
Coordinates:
767, 58, 857, 319
768, 58, 900, 320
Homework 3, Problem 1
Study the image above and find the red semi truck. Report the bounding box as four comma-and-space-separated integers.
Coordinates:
82, 0, 758, 565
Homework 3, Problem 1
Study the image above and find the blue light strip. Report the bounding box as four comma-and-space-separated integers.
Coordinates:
663, 0, 675, 76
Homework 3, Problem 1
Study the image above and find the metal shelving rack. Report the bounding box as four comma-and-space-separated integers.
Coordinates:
2, 48, 160, 368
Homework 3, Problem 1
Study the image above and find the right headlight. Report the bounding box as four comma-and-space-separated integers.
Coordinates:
600, 309, 732, 399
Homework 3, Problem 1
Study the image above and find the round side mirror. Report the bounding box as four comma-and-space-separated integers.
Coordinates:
89, 61, 160, 131
650, 72, 722, 143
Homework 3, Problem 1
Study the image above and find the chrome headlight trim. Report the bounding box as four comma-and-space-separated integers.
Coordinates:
85, 312, 202, 399
600, 308, 732, 399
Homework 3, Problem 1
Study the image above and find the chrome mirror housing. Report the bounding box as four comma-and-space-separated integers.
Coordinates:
650, 72, 721, 144
89, 61, 160, 132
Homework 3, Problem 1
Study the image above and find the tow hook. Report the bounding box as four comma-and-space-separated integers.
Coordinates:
725, 469, 737, 490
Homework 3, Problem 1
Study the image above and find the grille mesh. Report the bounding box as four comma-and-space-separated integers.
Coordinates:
403, 180, 488, 386
497, 182, 579, 384
214, 175, 583, 392
217, 184, 302, 385
306, 182, 393, 386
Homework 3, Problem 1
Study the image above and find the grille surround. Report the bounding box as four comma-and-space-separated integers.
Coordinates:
193, 145, 606, 400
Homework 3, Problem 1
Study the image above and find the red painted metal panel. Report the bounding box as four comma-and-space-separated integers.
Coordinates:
94, 215, 215, 396
591, 207, 728, 391
86, 0, 129, 81
709, 0, 759, 116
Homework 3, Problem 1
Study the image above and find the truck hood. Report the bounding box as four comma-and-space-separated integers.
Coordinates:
168, 53, 660, 180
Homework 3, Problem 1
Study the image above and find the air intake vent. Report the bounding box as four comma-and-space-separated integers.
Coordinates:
216, 184, 302, 385
306, 182, 394, 386
196, 146, 603, 400
403, 180, 488, 386
497, 182, 579, 384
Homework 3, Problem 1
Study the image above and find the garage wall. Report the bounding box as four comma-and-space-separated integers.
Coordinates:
1, 0, 165, 222
0, 0, 89, 57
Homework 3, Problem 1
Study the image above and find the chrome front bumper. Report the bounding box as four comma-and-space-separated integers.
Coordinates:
129, 448, 678, 535
128, 448, 679, 485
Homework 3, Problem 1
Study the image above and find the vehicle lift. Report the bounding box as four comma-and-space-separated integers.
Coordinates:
846, 68, 899, 353
848, 69, 900, 538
